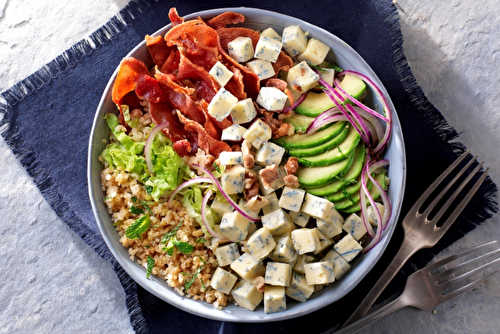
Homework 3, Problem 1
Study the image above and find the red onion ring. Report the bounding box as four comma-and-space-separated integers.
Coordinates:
167, 177, 213, 208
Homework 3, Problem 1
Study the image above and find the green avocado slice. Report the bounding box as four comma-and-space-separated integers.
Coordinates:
296, 149, 355, 188
274, 121, 346, 150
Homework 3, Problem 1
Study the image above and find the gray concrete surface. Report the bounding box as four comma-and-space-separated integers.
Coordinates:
1, 0, 499, 333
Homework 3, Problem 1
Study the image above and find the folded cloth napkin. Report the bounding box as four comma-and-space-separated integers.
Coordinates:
0, 0, 497, 333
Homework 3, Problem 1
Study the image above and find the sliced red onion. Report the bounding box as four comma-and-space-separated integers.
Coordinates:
145, 122, 170, 175
168, 177, 213, 208
192, 164, 260, 222
360, 158, 376, 239
283, 91, 308, 113
368, 160, 392, 231
306, 108, 346, 134
354, 106, 385, 145
201, 189, 231, 242
345, 104, 371, 145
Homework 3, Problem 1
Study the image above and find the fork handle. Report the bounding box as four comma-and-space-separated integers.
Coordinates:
335, 294, 409, 334
342, 237, 418, 326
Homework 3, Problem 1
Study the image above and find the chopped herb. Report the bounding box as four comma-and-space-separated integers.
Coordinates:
173, 240, 194, 254
185, 259, 205, 291
196, 238, 207, 244
308, 62, 327, 72
131, 196, 137, 203
342, 188, 356, 204
162, 238, 175, 256
328, 64, 344, 73
213, 162, 221, 174
140, 201, 154, 215
102, 196, 114, 201
146, 256, 155, 279
161, 220, 184, 244
129, 205, 144, 215
144, 245, 151, 249
145, 185, 153, 195
125, 215, 151, 239
317, 84, 327, 90
112, 220, 124, 227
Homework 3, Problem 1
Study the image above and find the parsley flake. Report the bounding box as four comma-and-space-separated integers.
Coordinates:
161, 220, 184, 244
146, 256, 155, 279
173, 240, 194, 254
129, 205, 144, 215
196, 238, 207, 244
184, 258, 205, 291
125, 215, 151, 239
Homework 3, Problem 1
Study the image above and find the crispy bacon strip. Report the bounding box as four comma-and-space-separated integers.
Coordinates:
145, 35, 172, 69
168, 8, 184, 26
111, 57, 149, 105
206, 11, 245, 29
217, 27, 260, 50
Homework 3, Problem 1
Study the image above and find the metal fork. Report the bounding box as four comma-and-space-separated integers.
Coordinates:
335, 240, 500, 334
343, 150, 490, 326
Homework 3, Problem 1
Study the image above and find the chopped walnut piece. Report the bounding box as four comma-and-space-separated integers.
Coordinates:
284, 174, 300, 188
252, 276, 265, 293
244, 181, 260, 201
274, 122, 295, 138
245, 195, 270, 212
243, 169, 259, 200
284, 157, 299, 175
241, 140, 254, 157
243, 154, 255, 169
259, 164, 279, 188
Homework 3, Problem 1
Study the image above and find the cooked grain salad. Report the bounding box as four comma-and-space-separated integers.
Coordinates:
99, 8, 392, 313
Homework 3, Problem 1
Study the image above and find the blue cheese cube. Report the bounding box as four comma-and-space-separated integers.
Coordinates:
262, 192, 280, 214
312, 228, 334, 254
214, 243, 240, 267
291, 228, 320, 254
246, 227, 277, 260
264, 286, 286, 314
319, 68, 335, 87
288, 210, 310, 227
334, 234, 363, 262
269, 233, 297, 263
285, 271, 314, 302
256, 86, 288, 111
297, 38, 331, 65
367, 203, 385, 227
210, 267, 238, 294
210, 196, 234, 219
321, 249, 351, 279
303, 261, 335, 285
262, 209, 294, 236
218, 151, 243, 166
246, 59, 275, 80
220, 164, 245, 195
286, 61, 320, 93
316, 207, 344, 238
301, 193, 335, 221
279, 186, 306, 212
265, 262, 292, 286
230, 98, 257, 124
230, 252, 265, 281
221, 124, 247, 141
231, 280, 263, 311
219, 211, 252, 242
254, 36, 282, 62
294, 254, 315, 274
255, 141, 286, 167
260, 27, 281, 41
207, 88, 238, 122
343, 213, 367, 241
243, 118, 272, 149
227, 36, 254, 63
281, 25, 308, 56
209, 61, 233, 87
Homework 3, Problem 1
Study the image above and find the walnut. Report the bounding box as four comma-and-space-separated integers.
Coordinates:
243, 154, 255, 169
241, 140, 254, 157
259, 164, 279, 189
284, 174, 300, 188
284, 157, 299, 175
252, 276, 265, 293
273, 122, 294, 138
244, 182, 260, 201
245, 195, 270, 212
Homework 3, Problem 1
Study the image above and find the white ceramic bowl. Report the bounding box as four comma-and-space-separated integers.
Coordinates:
88, 7, 406, 322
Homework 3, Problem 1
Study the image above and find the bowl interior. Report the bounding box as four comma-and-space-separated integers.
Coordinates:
88, 7, 406, 322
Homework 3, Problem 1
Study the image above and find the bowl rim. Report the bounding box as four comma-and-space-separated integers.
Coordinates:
87, 7, 407, 323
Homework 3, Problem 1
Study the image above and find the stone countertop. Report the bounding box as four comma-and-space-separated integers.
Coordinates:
0, 1, 499, 333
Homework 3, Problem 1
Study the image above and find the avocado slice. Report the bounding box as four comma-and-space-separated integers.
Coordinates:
282, 114, 317, 133
337, 171, 388, 213
274, 121, 346, 150
296, 149, 355, 188
287, 124, 349, 157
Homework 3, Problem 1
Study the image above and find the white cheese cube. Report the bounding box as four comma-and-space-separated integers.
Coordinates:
285, 272, 314, 302
256, 86, 288, 111
230, 98, 257, 124
269, 233, 297, 263
214, 243, 240, 267
227, 36, 254, 63
264, 286, 286, 314
262, 209, 294, 236
312, 228, 334, 254
220, 164, 245, 195
246, 227, 276, 260
210, 267, 238, 294
218, 151, 243, 165
316, 207, 344, 238
210, 196, 234, 219
281, 25, 308, 56
255, 141, 286, 167
287, 61, 320, 93
246, 59, 275, 80
230, 252, 266, 281
367, 203, 385, 227
221, 124, 247, 141
304, 261, 335, 285
343, 213, 367, 241
291, 228, 320, 254
297, 38, 331, 65
207, 87, 238, 122
209, 61, 233, 87
288, 210, 310, 227
279, 186, 306, 212
243, 118, 272, 149
219, 211, 252, 242
254, 36, 282, 62
231, 280, 263, 311
237, 198, 260, 220
293, 254, 315, 274
322, 249, 351, 279
262, 192, 280, 214
334, 234, 363, 262
301, 193, 335, 221
260, 27, 281, 41
319, 68, 335, 87
265, 262, 292, 286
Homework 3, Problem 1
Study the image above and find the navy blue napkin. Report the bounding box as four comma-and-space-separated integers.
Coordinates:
1, 0, 497, 333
